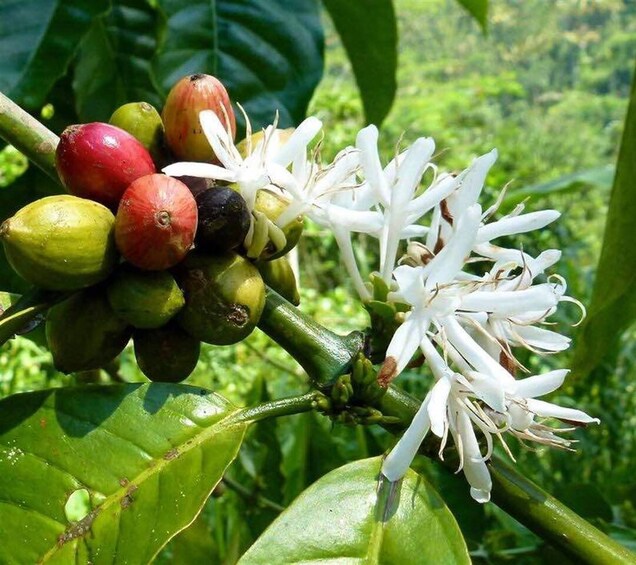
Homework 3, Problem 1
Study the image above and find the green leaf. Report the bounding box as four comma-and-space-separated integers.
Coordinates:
160, 512, 217, 564
456, 0, 488, 30
153, 0, 324, 128
573, 64, 636, 377
0, 288, 65, 346
556, 483, 613, 523
322, 0, 397, 126
0, 0, 110, 110
0, 383, 247, 563
73, 0, 163, 122
502, 166, 614, 209
239, 457, 470, 564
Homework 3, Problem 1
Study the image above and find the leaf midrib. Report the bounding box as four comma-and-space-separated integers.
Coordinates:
38, 400, 247, 562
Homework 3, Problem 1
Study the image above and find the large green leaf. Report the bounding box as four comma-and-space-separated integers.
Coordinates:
239, 456, 470, 564
153, 0, 324, 129
502, 166, 614, 208
322, 0, 397, 126
0, 383, 247, 563
456, 0, 488, 30
73, 0, 163, 122
573, 65, 636, 377
0, 0, 110, 111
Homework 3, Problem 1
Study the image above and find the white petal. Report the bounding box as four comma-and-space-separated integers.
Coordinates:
385, 315, 428, 376
332, 225, 371, 301
400, 224, 429, 238
382, 394, 432, 481
506, 324, 570, 352
476, 210, 560, 244
391, 265, 426, 306
449, 149, 497, 215
426, 203, 482, 287
272, 116, 322, 167
508, 402, 535, 431
405, 174, 459, 223
442, 316, 515, 384
428, 376, 452, 437
331, 180, 378, 211
512, 369, 569, 398
323, 206, 384, 234
315, 150, 360, 198
466, 371, 506, 412
525, 399, 600, 424
199, 110, 239, 169
457, 410, 492, 503
459, 284, 560, 315
162, 161, 237, 182
392, 137, 435, 209
357, 125, 389, 204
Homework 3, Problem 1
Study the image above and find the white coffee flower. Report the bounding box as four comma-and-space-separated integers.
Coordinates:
163, 110, 322, 211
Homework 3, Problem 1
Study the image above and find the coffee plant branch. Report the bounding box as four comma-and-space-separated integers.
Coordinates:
0, 93, 632, 564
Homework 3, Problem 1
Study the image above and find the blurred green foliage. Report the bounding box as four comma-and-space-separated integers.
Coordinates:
2, 0, 636, 561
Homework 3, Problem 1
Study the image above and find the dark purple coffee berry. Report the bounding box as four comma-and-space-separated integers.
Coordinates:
195, 187, 251, 252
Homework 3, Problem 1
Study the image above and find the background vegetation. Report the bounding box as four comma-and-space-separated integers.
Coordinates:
1, 0, 635, 561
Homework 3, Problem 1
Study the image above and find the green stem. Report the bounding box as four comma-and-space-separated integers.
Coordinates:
222, 476, 285, 513
0, 91, 632, 563
489, 458, 636, 565
229, 391, 324, 425
257, 288, 364, 386
0, 92, 59, 181
379, 385, 635, 564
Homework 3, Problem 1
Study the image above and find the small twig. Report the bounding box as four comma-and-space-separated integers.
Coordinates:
222, 476, 285, 513
243, 340, 304, 380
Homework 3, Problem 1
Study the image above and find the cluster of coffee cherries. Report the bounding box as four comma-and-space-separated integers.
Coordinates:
0, 74, 300, 382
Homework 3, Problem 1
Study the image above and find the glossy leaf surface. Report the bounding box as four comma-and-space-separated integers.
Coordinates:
573, 63, 636, 377
0, 0, 110, 110
0, 384, 247, 563
239, 456, 470, 564
323, 0, 397, 126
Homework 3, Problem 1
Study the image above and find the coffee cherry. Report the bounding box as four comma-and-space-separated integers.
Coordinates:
134, 323, 200, 383
56, 122, 156, 210
115, 174, 197, 270
162, 73, 236, 162
195, 187, 251, 253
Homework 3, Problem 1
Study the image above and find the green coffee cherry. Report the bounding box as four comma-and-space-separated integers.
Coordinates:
256, 256, 300, 305
176, 251, 265, 345
133, 323, 200, 382
109, 102, 166, 165
46, 288, 132, 373
1, 195, 118, 291
107, 267, 185, 329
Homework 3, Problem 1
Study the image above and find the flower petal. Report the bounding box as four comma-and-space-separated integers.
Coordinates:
163, 161, 237, 182
357, 125, 389, 204
426, 203, 482, 287
199, 110, 240, 169
476, 210, 560, 244
428, 376, 452, 437
271, 116, 322, 167
525, 398, 600, 424
459, 284, 560, 315
382, 393, 432, 481
457, 410, 492, 503
513, 369, 569, 398
385, 313, 429, 378
448, 149, 497, 216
